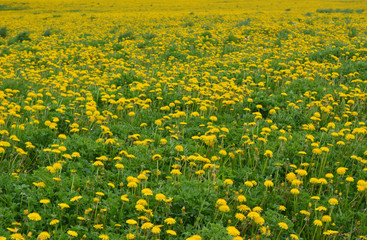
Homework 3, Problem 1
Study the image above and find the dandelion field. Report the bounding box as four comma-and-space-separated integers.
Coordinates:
0, 0, 367, 239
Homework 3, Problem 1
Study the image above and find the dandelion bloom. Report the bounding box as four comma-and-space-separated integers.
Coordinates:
290, 188, 300, 195
346, 177, 354, 182
253, 206, 263, 213
235, 213, 246, 221
58, 203, 70, 209
49, 219, 59, 225
244, 181, 254, 187
218, 204, 230, 212
286, 172, 297, 182
164, 218, 176, 225
98, 234, 109, 240
264, 150, 273, 158
319, 178, 327, 185
300, 210, 310, 217
33, 182, 46, 188
93, 224, 103, 229
336, 167, 348, 175
127, 182, 138, 188
152, 226, 161, 234
96, 192, 104, 196
216, 199, 227, 206
224, 179, 233, 185
166, 230, 177, 236
67, 231, 78, 237
70, 196, 82, 202
295, 169, 307, 176
126, 233, 135, 239
247, 211, 260, 220
71, 152, 80, 158
175, 145, 184, 152
290, 234, 299, 240
313, 219, 323, 227
141, 222, 154, 229
92, 161, 104, 166
254, 216, 265, 225
357, 180, 367, 191
328, 198, 338, 205
28, 212, 41, 221
278, 222, 288, 230
316, 206, 327, 212
321, 215, 332, 222
312, 148, 322, 155
126, 219, 137, 225
155, 193, 166, 201
37, 232, 51, 240
53, 163, 62, 170
40, 199, 50, 204
237, 195, 246, 202
278, 205, 286, 211
226, 226, 240, 236
152, 154, 162, 160
121, 194, 129, 202
171, 169, 182, 175
291, 179, 302, 186
237, 204, 251, 212
186, 235, 202, 240
264, 180, 274, 188
10, 233, 25, 240
323, 230, 339, 236
309, 178, 319, 184
115, 163, 124, 169
325, 173, 334, 179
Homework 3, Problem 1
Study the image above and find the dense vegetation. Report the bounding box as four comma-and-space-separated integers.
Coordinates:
0, 0, 366, 239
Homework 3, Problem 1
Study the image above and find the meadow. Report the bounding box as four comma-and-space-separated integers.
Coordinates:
0, 0, 367, 239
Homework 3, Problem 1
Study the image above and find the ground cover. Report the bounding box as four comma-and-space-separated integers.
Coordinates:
0, 0, 366, 239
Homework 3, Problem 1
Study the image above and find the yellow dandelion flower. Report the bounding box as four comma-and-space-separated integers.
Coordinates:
126, 219, 137, 225
27, 212, 41, 221
166, 230, 177, 236
313, 219, 323, 227
58, 203, 70, 209
155, 193, 166, 201
328, 198, 338, 205
67, 231, 78, 237
218, 204, 230, 212
10, 233, 25, 240
226, 226, 240, 236
40, 199, 50, 204
49, 219, 59, 225
98, 234, 109, 240
278, 222, 288, 230
126, 233, 135, 239
37, 232, 50, 240
264, 180, 274, 188
164, 218, 176, 225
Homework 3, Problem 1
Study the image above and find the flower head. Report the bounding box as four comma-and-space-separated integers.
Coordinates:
98, 234, 109, 240
28, 212, 42, 221
37, 232, 51, 240
67, 231, 78, 237
328, 198, 338, 206
164, 218, 176, 225
226, 226, 240, 236
278, 222, 288, 230
58, 203, 70, 209
264, 180, 274, 188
